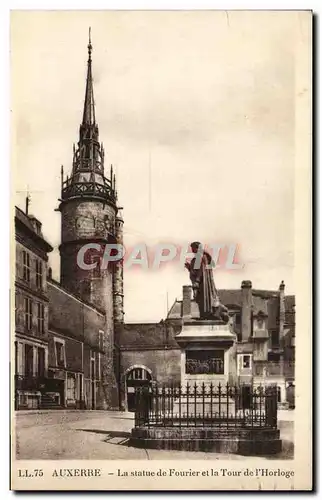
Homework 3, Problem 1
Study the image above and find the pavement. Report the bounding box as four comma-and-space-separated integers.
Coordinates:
14, 410, 294, 461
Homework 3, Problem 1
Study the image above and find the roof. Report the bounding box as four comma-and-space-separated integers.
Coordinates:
48, 278, 106, 316
167, 287, 282, 320
167, 300, 200, 319
252, 289, 279, 299
15, 206, 53, 253
217, 289, 242, 308
118, 322, 181, 348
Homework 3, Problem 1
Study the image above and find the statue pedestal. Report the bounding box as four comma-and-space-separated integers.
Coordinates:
175, 320, 237, 387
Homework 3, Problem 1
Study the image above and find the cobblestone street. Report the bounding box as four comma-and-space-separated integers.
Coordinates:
14, 410, 294, 461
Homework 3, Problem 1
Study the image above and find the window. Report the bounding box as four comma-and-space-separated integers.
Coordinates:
25, 344, 33, 377
243, 355, 251, 369
268, 351, 280, 362
16, 342, 24, 375
55, 342, 65, 368
22, 251, 31, 283
235, 313, 241, 326
271, 330, 280, 346
277, 386, 281, 403
98, 330, 104, 351
127, 368, 152, 381
36, 260, 43, 288
15, 294, 18, 324
238, 354, 253, 373
91, 359, 95, 381
24, 297, 32, 330
37, 303, 45, 334
37, 347, 45, 377
98, 353, 101, 381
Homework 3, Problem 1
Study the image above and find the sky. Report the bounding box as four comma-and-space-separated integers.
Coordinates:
11, 10, 300, 322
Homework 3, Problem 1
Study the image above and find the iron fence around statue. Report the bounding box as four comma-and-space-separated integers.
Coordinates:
134, 382, 278, 429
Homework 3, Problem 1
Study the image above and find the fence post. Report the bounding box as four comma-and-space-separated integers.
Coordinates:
265, 385, 278, 428
134, 387, 141, 427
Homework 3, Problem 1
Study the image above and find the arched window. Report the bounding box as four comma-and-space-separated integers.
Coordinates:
127, 367, 151, 382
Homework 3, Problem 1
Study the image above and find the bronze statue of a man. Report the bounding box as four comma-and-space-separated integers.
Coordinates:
185, 242, 229, 322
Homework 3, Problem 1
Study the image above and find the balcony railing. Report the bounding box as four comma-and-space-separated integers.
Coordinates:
14, 375, 63, 393
61, 180, 116, 203
15, 375, 45, 392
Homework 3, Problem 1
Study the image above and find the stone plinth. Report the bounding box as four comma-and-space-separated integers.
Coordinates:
176, 320, 236, 343
175, 320, 238, 387
130, 426, 282, 456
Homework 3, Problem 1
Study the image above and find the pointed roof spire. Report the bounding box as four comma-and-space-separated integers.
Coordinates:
82, 27, 95, 126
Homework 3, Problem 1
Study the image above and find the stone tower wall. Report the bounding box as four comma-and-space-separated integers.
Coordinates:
59, 197, 119, 408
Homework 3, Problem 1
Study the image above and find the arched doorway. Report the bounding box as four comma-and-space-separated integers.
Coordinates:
125, 366, 152, 412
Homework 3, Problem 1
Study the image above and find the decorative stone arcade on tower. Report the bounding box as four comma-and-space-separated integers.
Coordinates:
58, 32, 124, 408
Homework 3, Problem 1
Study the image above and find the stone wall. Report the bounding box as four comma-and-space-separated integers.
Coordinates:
48, 330, 82, 373
47, 279, 118, 409
48, 279, 105, 348
118, 321, 182, 409
119, 347, 181, 410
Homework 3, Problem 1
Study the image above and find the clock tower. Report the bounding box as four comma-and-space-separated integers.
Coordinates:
58, 31, 123, 407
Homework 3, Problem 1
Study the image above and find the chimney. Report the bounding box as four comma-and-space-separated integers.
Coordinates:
182, 285, 192, 320
241, 280, 252, 341
279, 280, 285, 340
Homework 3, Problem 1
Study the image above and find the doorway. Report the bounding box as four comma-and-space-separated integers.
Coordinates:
125, 367, 152, 412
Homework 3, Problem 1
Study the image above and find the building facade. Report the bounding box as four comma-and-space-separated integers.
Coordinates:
14, 207, 53, 409
118, 282, 295, 411
14, 36, 295, 412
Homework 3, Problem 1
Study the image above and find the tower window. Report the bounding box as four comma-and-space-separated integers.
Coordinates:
22, 251, 31, 283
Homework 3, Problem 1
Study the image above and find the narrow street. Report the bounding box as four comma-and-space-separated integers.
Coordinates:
14, 410, 294, 461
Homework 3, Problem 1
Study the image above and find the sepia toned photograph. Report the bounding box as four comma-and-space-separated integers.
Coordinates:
10, 9, 312, 491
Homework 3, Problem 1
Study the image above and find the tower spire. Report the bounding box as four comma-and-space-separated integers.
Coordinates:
82, 27, 95, 126
61, 32, 117, 206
